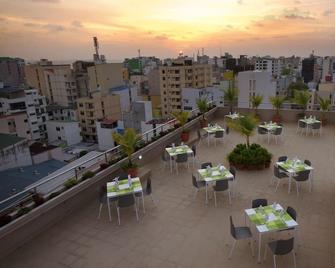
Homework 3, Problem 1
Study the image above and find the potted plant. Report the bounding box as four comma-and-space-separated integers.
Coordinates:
318, 96, 330, 125
251, 94, 263, 118
172, 111, 190, 142
293, 90, 311, 118
196, 97, 209, 127
112, 128, 141, 177
223, 86, 239, 113
269, 95, 286, 123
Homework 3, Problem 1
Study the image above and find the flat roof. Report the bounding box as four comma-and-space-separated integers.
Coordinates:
0, 134, 26, 150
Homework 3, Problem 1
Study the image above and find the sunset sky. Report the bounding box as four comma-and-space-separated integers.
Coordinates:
0, 0, 335, 61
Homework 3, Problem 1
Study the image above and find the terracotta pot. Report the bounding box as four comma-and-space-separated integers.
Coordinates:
321, 118, 327, 126
181, 131, 190, 142
127, 167, 138, 178
200, 119, 208, 128
272, 114, 282, 123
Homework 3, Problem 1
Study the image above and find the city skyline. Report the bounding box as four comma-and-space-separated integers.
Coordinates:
1, 0, 335, 61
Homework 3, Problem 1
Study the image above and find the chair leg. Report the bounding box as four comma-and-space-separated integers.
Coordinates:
134, 204, 139, 222
98, 203, 103, 219
193, 188, 198, 199
214, 191, 217, 207
295, 181, 299, 196
273, 255, 277, 268
228, 240, 237, 259
275, 180, 280, 192
150, 194, 157, 206
228, 190, 232, 205
249, 238, 254, 257
292, 250, 297, 268
263, 243, 267, 260
117, 207, 120, 225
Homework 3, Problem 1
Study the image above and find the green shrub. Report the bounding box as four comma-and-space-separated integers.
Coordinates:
82, 171, 95, 180
17, 207, 32, 217
64, 178, 78, 189
228, 143, 272, 169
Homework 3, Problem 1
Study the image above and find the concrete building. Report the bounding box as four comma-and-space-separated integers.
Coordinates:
0, 85, 48, 141
72, 61, 95, 98
301, 55, 315, 84
77, 92, 121, 142
0, 57, 25, 87
147, 68, 161, 117
123, 101, 153, 133
87, 63, 124, 92
46, 120, 81, 146
108, 85, 131, 113
96, 119, 124, 151
159, 57, 212, 117
47, 105, 77, 121
0, 113, 31, 140
237, 71, 277, 109
181, 85, 224, 111
255, 57, 282, 77
0, 134, 32, 171
29, 142, 64, 165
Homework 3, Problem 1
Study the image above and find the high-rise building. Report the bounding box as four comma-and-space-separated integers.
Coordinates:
0, 85, 48, 141
73, 61, 95, 98
77, 91, 121, 142
301, 55, 315, 83
0, 57, 25, 87
255, 57, 282, 77
159, 57, 212, 117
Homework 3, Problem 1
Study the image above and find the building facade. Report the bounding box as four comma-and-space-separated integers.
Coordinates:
0, 57, 25, 87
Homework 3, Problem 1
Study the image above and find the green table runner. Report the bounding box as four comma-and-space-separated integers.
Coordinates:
166, 145, 192, 157
278, 159, 308, 173
198, 166, 233, 182
107, 178, 142, 197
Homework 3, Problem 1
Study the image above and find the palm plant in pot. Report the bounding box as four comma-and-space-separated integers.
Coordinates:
269, 95, 285, 123
172, 111, 190, 142
196, 97, 209, 127
112, 128, 141, 177
293, 90, 311, 118
251, 94, 263, 118
318, 96, 331, 125
223, 86, 239, 113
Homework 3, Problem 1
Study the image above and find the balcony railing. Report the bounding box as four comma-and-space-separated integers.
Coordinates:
0, 100, 217, 217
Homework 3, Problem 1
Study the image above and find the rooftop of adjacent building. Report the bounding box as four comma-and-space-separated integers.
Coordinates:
29, 142, 58, 156
0, 133, 26, 150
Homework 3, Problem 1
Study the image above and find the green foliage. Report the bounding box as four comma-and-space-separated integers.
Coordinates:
288, 81, 308, 98
251, 94, 263, 111
196, 97, 209, 114
228, 143, 272, 168
294, 90, 311, 114
269, 95, 286, 115
112, 128, 141, 166
223, 87, 239, 113
318, 97, 331, 112
79, 150, 88, 157
227, 115, 257, 147
172, 111, 189, 129
17, 207, 32, 217
64, 178, 78, 189
281, 68, 292, 76
82, 171, 95, 180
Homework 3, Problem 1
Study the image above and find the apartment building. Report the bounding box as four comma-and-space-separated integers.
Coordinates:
255, 57, 282, 77
25, 59, 78, 107
237, 71, 277, 109
0, 85, 48, 141
77, 92, 121, 142
0, 57, 25, 87
87, 63, 124, 92
159, 57, 212, 117
73, 61, 95, 98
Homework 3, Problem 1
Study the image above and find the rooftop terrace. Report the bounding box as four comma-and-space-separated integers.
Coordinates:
1, 108, 335, 268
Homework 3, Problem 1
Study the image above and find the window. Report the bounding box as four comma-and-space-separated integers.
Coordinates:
26, 131, 30, 134
58, 136, 61, 140
31, 121, 37, 125
24, 119, 28, 123
56, 127, 60, 131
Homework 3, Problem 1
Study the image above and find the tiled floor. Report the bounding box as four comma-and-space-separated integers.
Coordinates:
2, 119, 335, 268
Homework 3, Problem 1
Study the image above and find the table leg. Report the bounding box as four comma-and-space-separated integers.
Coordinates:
141, 191, 145, 213
169, 155, 173, 173
207, 134, 210, 146
258, 233, 262, 263
288, 175, 292, 194
107, 197, 112, 222
205, 183, 208, 204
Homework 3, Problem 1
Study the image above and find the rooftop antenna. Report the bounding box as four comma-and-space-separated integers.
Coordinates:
138, 49, 141, 58
202, 47, 204, 56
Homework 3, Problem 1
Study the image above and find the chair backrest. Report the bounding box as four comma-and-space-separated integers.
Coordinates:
192, 144, 196, 156
312, 122, 321, 129
192, 174, 198, 188
176, 153, 188, 163
273, 127, 282, 135
214, 180, 229, 191
215, 130, 224, 138
252, 198, 268, 208
299, 121, 306, 128
197, 129, 201, 139
286, 206, 297, 221
229, 216, 237, 239
272, 238, 295, 255
258, 126, 267, 134
304, 159, 311, 166
294, 169, 310, 182
118, 194, 135, 208
273, 165, 282, 178
201, 162, 212, 169
145, 178, 152, 195
229, 166, 236, 179
278, 156, 287, 162
99, 185, 107, 203
118, 171, 129, 180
